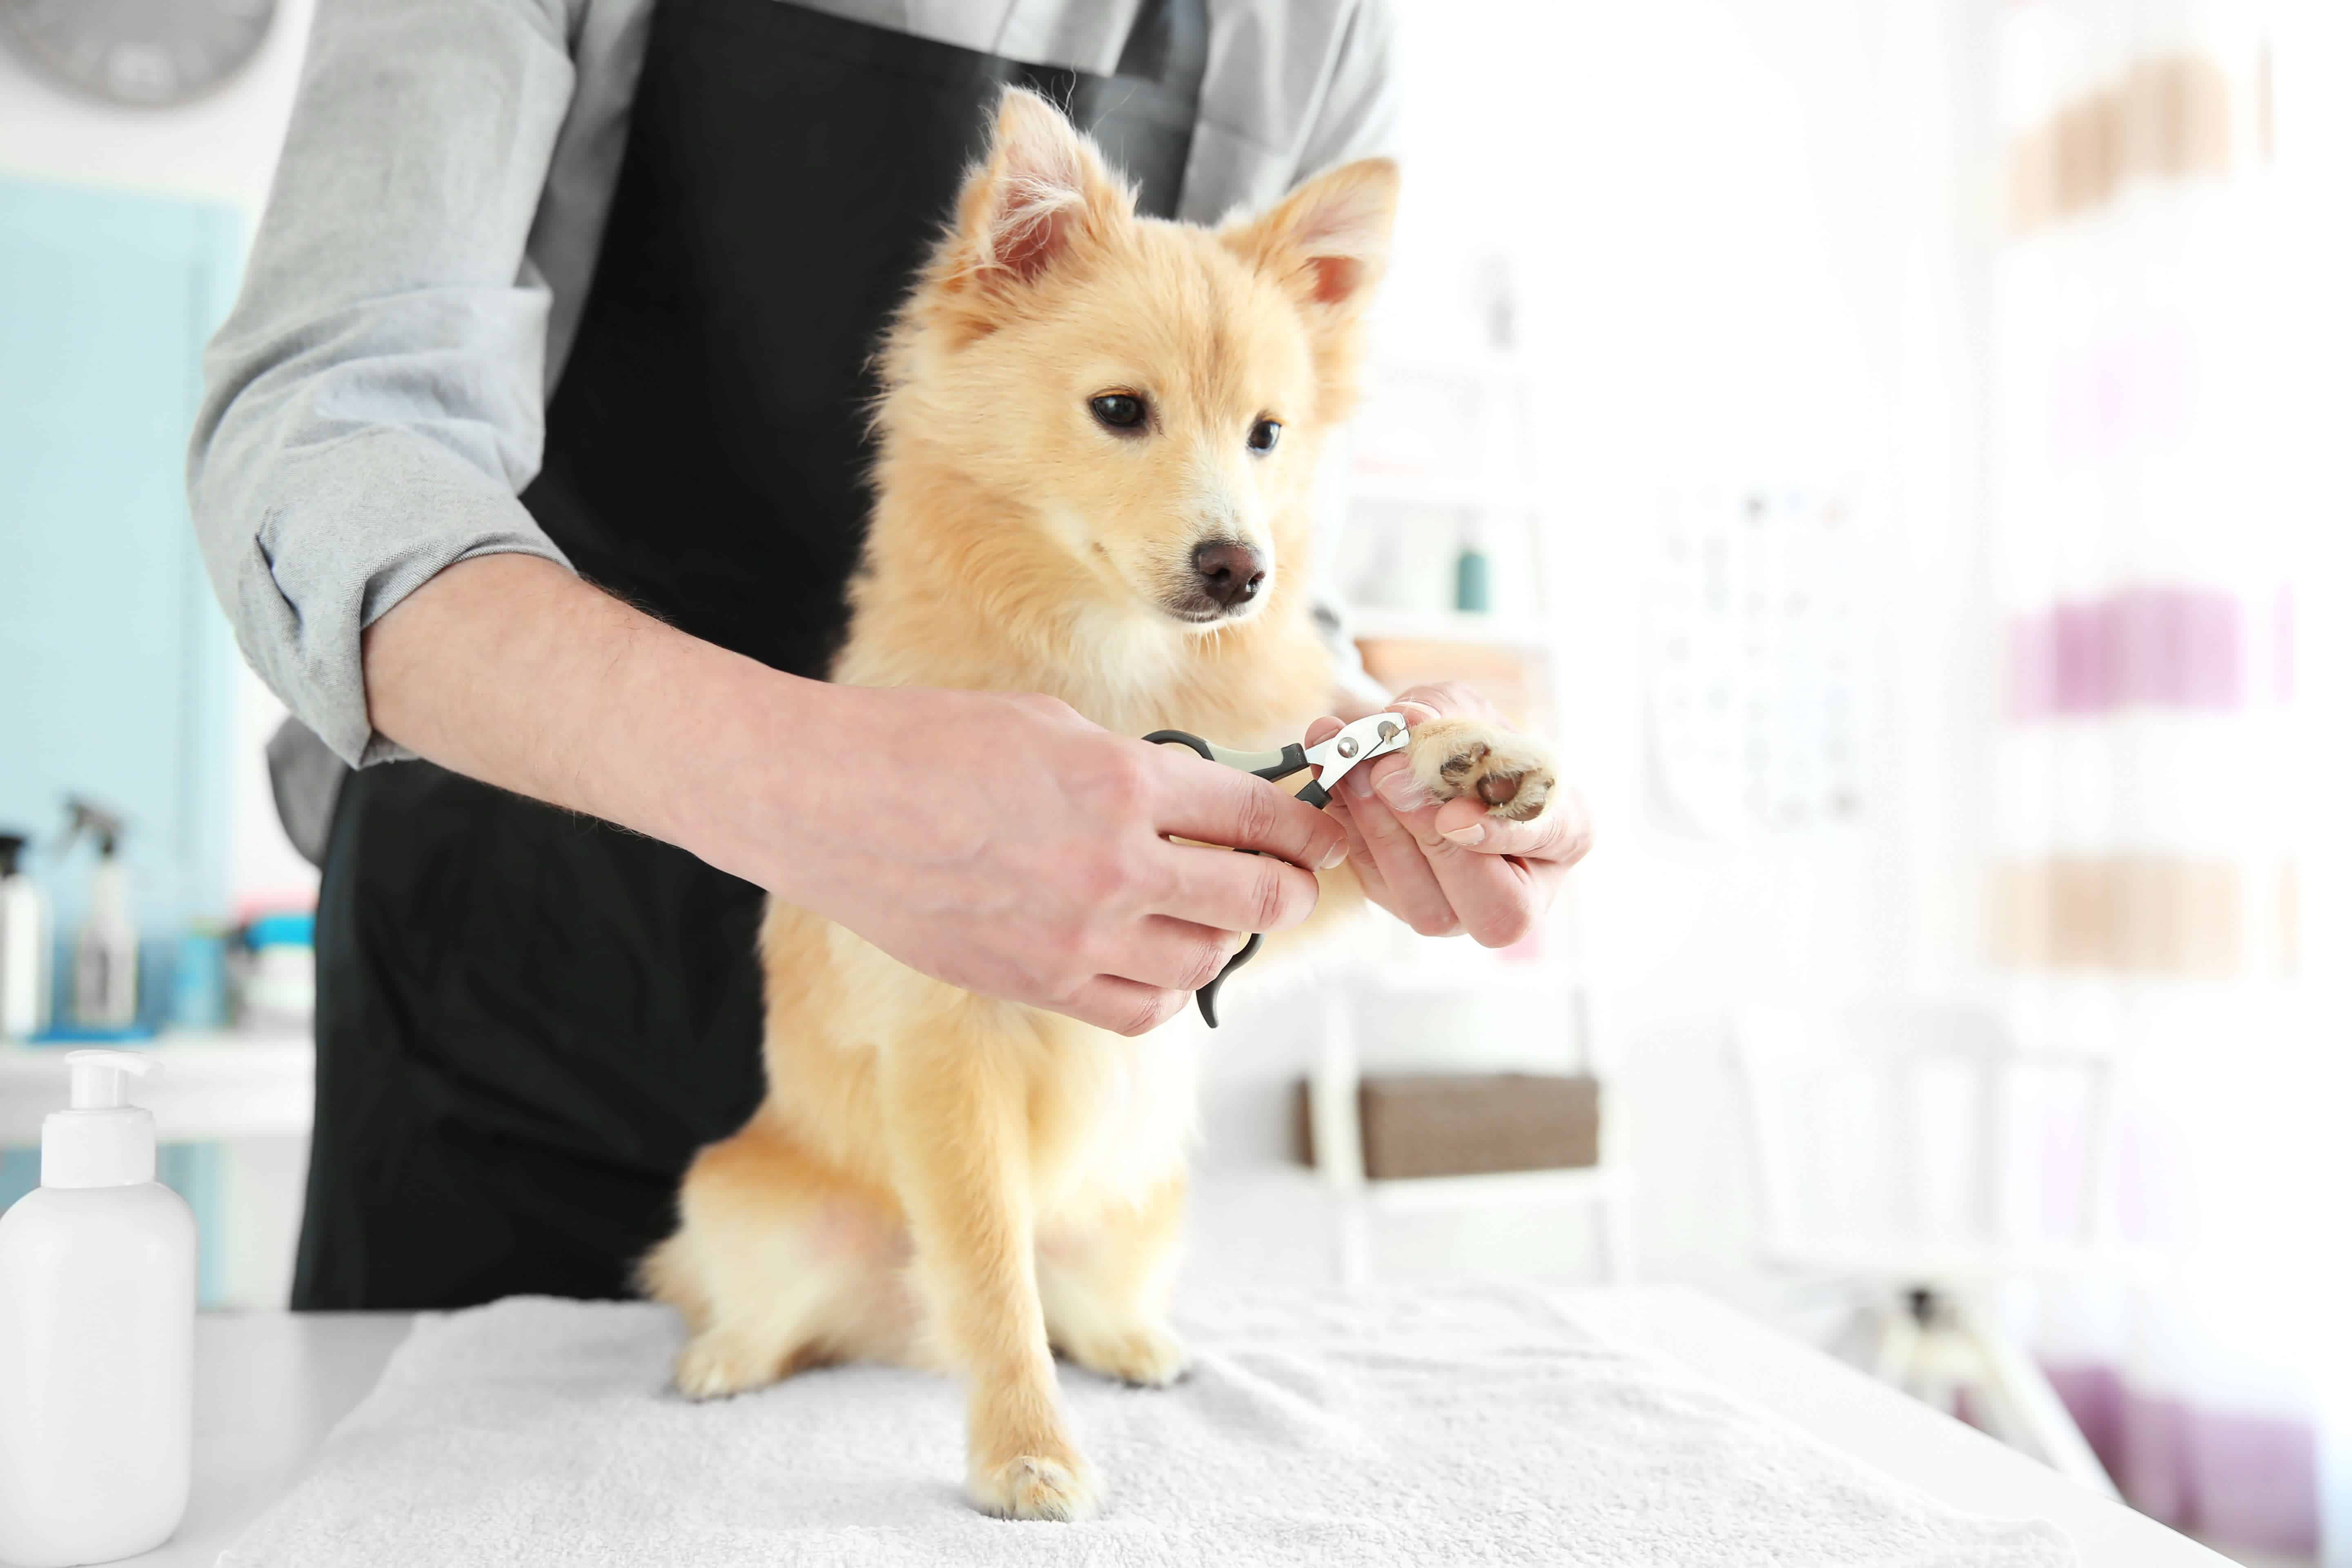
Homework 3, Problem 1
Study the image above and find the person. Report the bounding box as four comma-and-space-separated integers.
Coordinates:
189, 0, 1592, 1311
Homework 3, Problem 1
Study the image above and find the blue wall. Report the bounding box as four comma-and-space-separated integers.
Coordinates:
0, 176, 243, 1007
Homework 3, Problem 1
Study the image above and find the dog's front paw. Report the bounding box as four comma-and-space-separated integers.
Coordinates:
671, 1330, 778, 1401
968, 1453, 1100, 1522
1405, 717, 1557, 823
1061, 1321, 1190, 1388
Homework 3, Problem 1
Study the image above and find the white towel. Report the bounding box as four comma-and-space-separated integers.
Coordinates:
224, 1284, 2074, 1566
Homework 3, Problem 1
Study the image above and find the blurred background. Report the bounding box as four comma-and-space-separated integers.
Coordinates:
1, 2, 2345, 1563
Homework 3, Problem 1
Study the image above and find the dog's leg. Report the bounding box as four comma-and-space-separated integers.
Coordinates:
1040, 1174, 1189, 1388
882, 1023, 1097, 1522
1400, 716, 1559, 823
646, 1120, 908, 1399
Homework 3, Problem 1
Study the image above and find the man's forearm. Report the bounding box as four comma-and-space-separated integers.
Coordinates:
357, 552, 1352, 1036
360, 554, 820, 873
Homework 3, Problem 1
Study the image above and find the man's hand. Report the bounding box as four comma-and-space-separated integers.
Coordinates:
704, 685, 1347, 1036
363, 556, 1345, 1036
1307, 684, 1592, 947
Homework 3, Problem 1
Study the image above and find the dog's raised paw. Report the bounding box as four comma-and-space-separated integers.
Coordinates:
1062, 1323, 1190, 1388
1406, 717, 1557, 823
969, 1454, 1100, 1522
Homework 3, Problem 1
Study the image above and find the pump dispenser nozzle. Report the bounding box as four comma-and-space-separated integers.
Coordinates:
68, 1048, 150, 1109
42, 1049, 158, 1188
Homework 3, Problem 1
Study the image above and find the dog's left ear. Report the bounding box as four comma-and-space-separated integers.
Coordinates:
1222, 158, 1400, 321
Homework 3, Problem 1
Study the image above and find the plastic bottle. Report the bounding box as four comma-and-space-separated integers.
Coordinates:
1454, 518, 1491, 614
235, 911, 315, 1031
0, 833, 49, 1040
62, 801, 138, 1032
0, 1051, 194, 1567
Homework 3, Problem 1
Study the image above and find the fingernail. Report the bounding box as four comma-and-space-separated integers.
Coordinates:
1319, 840, 1348, 870
1441, 823, 1486, 847
1376, 771, 1420, 810
1347, 767, 1376, 800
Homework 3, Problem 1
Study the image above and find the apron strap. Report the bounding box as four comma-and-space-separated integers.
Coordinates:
1117, 0, 1209, 88
1051, 0, 1207, 219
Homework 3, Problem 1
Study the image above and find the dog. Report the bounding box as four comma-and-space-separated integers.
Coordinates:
640, 87, 1561, 1522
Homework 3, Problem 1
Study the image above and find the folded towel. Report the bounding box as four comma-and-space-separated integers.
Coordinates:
224, 1283, 2074, 1566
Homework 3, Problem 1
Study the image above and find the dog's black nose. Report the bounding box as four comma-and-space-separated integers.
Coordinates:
1192, 539, 1265, 609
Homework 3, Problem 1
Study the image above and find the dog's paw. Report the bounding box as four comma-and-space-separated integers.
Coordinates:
671, 1331, 779, 1401
967, 1453, 1100, 1522
1405, 717, 1557, 823
1061, 1322, 1190, 1388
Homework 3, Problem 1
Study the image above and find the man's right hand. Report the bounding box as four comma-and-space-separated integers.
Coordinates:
362, 556, 1344, 1036
700, 685, 1347, 1036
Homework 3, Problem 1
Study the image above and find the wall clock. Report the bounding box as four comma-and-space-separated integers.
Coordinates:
1, 0, 276, 108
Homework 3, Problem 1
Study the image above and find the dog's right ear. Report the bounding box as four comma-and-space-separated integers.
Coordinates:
946, 88, 1133, 291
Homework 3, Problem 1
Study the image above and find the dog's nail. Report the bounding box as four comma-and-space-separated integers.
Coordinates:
1441, 824, 1486, 847
1476, 772, 1521, 807
1318, 840, 1348, 870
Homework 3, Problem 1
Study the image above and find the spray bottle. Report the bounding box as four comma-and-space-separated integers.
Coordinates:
61, 799, 138, 1032
0, 832, 48, 1040
0, 1050, 193, 1566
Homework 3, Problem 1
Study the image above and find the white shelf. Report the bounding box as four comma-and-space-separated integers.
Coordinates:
1366, 346, 1530, 382
1361, 1163, 1628, 1214
1356, 959, 1568, 997
1348, 607, 1556, 647
1347, 474, 1543, 513
0, 1030, 314, 1145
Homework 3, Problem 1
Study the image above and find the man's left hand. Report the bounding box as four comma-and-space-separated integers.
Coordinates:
1305, 683, 1593, 947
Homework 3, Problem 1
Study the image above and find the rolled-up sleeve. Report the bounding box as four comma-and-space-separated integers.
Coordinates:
189, 0, 583, 766
1294, 0, 1399, 177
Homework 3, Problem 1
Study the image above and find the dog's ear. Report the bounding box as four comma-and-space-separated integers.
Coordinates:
949, 87, 1133, 289
1222, 158, 1399, 318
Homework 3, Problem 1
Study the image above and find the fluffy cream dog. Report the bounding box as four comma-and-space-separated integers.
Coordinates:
642, 88, 1559, 1521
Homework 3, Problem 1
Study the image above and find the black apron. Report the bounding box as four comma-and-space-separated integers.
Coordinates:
298, 0, 1207, 1310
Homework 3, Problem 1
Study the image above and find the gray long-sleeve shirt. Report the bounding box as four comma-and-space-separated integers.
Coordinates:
191, 0, 1400, 767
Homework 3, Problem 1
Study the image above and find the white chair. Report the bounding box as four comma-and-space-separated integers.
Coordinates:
1730, 998, 2129, 1497
1310, 974, 1636, 1290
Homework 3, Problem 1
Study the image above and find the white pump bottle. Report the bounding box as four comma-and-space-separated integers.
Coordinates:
0, 1051, 193, 1567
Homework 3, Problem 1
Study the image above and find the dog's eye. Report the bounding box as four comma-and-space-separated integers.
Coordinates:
1247, 418, 1282, 454
1090, 394, 1147, 433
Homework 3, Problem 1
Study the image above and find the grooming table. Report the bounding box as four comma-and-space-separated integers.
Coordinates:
119, 1287, 2219, 1567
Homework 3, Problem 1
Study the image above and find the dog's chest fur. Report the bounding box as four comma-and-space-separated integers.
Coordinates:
1038, 1021, 1205, 1215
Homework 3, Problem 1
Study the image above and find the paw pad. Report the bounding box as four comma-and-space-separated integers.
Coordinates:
1408, 719, 1558, 824
1475, 768, 1522, 808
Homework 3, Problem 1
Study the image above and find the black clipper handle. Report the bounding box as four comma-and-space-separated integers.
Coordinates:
1195, 932, 1261, 1029
1143, 729, 1324, 1027
1142, 728, 1218, 762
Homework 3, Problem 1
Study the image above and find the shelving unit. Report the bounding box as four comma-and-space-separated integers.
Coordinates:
0, 1031, 315, 1309
1346, 607, 1553, 647
1309, 348, 1635, 1287
0, 1030, 313, 1145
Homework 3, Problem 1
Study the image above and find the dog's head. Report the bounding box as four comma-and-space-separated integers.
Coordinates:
877, 89, 1397, 635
